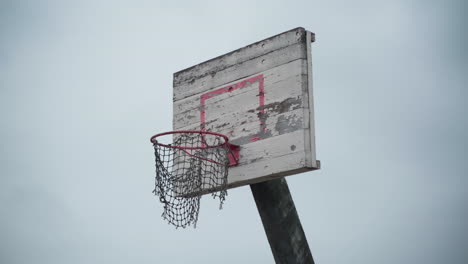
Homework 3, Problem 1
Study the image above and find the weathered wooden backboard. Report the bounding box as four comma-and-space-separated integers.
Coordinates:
173, 27, 319, 192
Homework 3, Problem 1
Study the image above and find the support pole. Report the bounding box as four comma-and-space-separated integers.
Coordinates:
250, 178, 315, 264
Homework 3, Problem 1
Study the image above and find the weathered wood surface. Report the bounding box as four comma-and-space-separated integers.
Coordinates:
172, 28, 319, 192
177, 108, 305, 143
173, 59, 307, 129
303, 31, 317, 168
174, 28, 307, 86
174, 42, 307, 101
251, 178, 315, 264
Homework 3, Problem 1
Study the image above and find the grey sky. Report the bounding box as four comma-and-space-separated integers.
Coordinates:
1, 0, 467, 263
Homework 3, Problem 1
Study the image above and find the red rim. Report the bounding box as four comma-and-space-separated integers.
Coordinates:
150, 130, 229, 149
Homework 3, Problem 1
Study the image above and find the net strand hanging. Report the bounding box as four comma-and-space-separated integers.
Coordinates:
151, 131, 230, 228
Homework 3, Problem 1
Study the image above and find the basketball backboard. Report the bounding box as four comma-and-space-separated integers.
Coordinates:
172, 27, 319, 193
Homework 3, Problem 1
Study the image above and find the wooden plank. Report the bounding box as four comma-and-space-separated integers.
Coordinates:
212, 108, 305, 145
174, 27, 307, 86
191, 151, 314, 196
304, 31, 317, 168
224, 130, 308, 188
173, 61, 308, 130
173, 59, 307, 119
176, 107, 306, 146
173, 42, 307, 101
175, 130, 312, 196
236, 130, 305, 165
228, 150, 306, 186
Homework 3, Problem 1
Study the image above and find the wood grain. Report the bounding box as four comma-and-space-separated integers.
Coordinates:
174, 42, 307, 101
172, 28, 318, 193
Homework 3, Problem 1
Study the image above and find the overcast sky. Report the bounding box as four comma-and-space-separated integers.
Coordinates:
1, 0, 467, 263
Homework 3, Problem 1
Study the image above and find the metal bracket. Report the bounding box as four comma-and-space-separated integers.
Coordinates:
227, 143, 240, 166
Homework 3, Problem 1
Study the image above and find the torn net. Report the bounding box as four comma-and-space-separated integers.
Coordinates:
152, 132, 229, 228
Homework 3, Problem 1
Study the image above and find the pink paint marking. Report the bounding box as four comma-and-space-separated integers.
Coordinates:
200, 74, 265, 138
250, 136, 261, 142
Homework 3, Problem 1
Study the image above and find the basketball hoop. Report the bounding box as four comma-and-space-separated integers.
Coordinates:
150, 130, 240, 228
